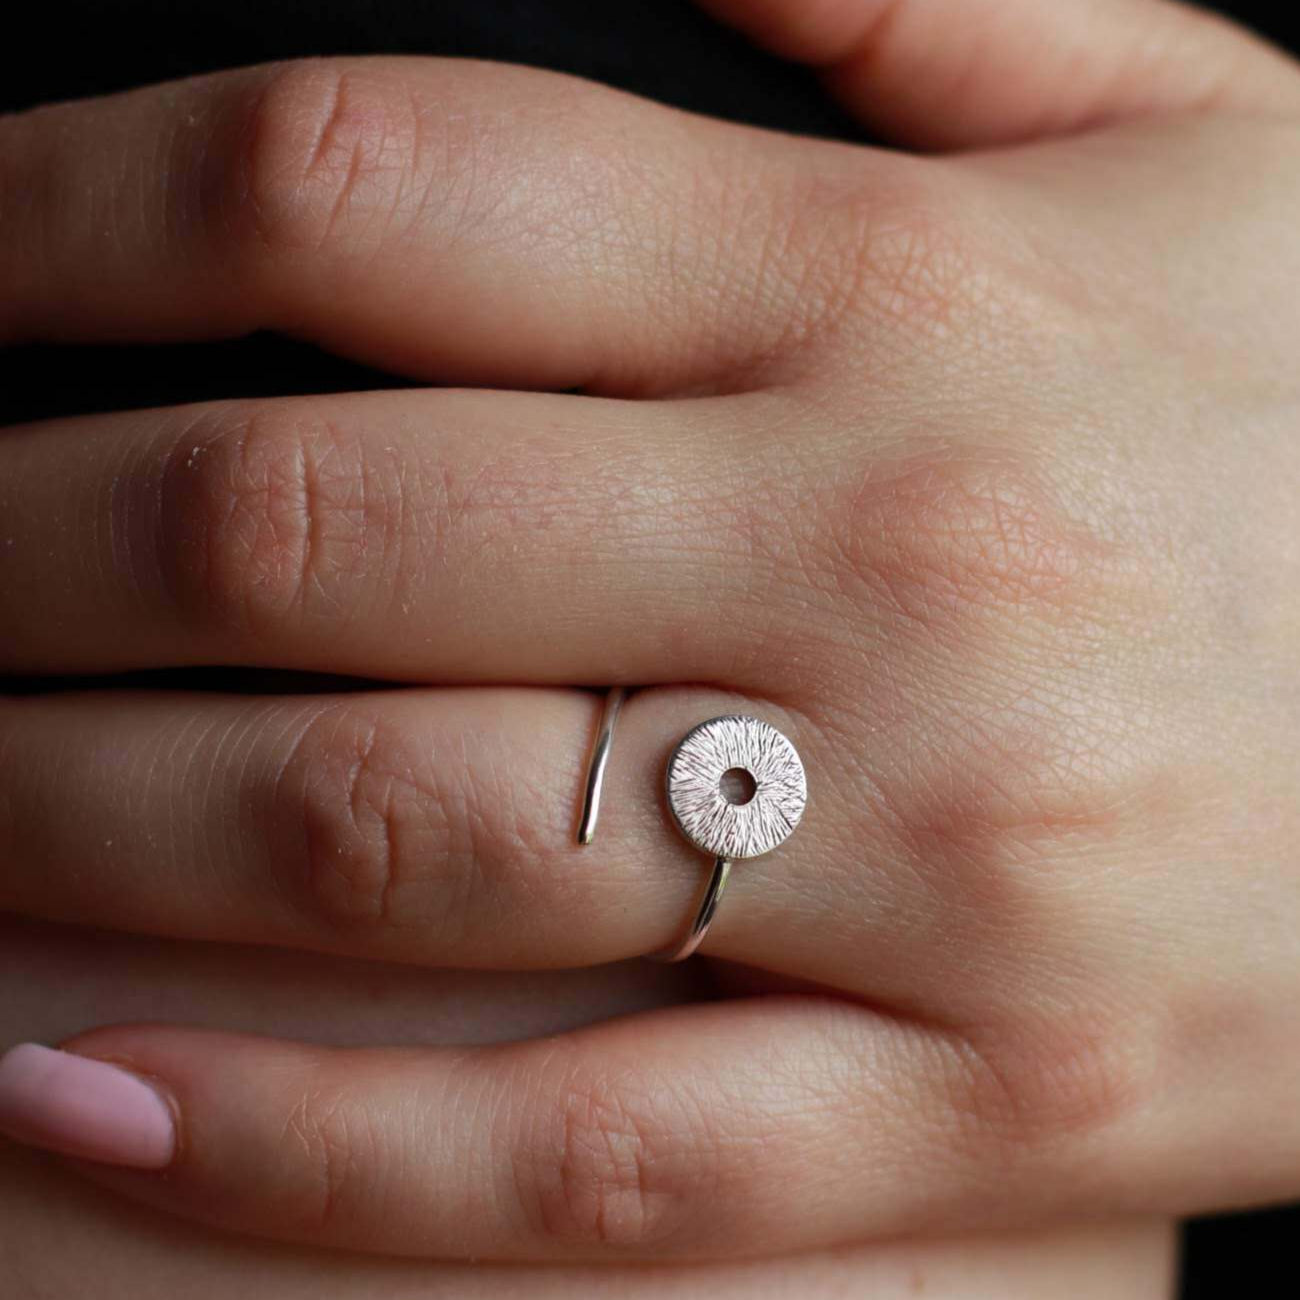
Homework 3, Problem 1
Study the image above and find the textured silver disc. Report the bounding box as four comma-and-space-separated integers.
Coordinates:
665, 716, 806, 860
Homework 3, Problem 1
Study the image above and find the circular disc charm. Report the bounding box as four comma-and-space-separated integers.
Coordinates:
665, 716, 806, 860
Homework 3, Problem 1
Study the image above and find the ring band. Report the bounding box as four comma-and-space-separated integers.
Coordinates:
576, 687, 626, 845
577, 690, 807, 962
654, 854, 732, 963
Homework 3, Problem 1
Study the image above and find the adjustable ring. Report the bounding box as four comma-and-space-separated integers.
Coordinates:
577, 691, 807, 962
576, 687, 627, 845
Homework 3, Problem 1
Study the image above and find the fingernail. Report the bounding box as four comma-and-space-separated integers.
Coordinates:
0, 1043, 176, 1169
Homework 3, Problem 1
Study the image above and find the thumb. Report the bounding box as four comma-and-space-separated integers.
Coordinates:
695, 0, 1300, 149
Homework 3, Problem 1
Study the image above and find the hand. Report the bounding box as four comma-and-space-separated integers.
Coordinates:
1, 0, 1298, 1263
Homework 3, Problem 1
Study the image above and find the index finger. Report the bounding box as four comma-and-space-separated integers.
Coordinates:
0, 56, 886, 394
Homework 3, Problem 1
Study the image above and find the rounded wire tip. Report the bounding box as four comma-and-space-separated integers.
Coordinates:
576, 687, 627, 846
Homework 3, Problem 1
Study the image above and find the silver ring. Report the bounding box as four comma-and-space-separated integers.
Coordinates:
577, 692, 807, 962
576, 687, 627, 845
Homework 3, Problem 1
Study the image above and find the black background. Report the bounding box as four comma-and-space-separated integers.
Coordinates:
1, 2, 1296, 1292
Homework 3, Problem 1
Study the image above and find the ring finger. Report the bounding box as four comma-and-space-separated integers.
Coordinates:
0, 682, 776, 969
0, 669, 1067, 1022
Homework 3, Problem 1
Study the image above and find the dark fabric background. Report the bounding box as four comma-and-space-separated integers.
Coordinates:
1, 3, 1295, 1292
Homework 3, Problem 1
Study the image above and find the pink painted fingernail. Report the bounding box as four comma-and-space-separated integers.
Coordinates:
0, 1043, 176, 1169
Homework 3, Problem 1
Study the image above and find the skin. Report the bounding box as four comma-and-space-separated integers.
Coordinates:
0, 914, 1176, 1297
0, 0, 1298, 1288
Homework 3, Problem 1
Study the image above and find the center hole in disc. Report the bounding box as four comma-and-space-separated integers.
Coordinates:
720, 767, 757, 806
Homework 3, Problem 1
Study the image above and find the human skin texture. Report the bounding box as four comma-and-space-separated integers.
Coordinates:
0, 915, 1176, 1297
0, 0, 1298, 1280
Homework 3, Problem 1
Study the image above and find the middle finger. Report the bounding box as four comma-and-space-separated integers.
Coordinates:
0, 387, 793, 684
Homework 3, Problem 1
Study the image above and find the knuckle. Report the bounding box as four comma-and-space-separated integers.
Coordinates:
947, 1013, 1155, 1154
262, 704, 562, 946
523, 1063, 711, 1252
816, 438, 1129, 637
212, 58, 585, 265
228, 60, 422, 257
155, 403, 390, 642
801, 436, 1175, 972
781, 160, 1045, 374
801, 165, 993, 360
266, 705, 446, 934
852, 196, 987, 344
280, 1082, 378, 1236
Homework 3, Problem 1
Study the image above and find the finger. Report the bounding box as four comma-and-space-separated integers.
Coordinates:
0, 685, 734, 969
0, 388, 778, 683
0, 667, 1102, 1023
0, 55, 883, 394
0, 914, 695, 1056
696, 0, 1300, 150
0, 1000, 1123, 1261
2, 684, 891, 986
0, 1137, 1181, 1300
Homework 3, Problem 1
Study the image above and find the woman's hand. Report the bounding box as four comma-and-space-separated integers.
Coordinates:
2, 0, 1298, 1263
